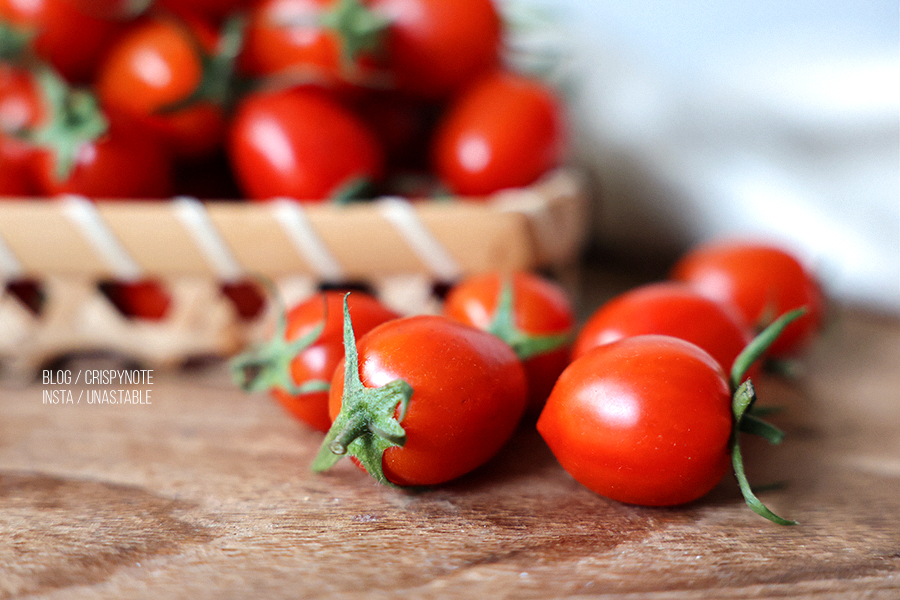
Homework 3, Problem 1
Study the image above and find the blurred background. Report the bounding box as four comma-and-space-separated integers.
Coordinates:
503, 0, 899, 315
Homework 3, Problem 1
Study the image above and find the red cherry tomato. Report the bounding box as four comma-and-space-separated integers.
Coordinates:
95, 13, 228, 159
240, 0, 384, 90
0, 0, 126, 83
101, 278, 172, 320
443, 271, 574, 414
228, 87, 384, 201
573, 282, 756, 380
670, 240, 825, 357
232, 290, 399, 432
316, 308, 527, 486
538, 335, 733, 507
33, 116, 173, 198
431, 71, 566, 196
371, 0, 501, 99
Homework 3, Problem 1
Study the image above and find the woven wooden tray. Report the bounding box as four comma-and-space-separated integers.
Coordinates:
0, 168, 589, 374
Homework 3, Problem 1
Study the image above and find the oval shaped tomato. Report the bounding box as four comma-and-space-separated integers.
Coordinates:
233, 290, 398, 432
95, 13, 227, 159
670, 240, 825, 357
316, 308, 527, 486
538, 335, 733, 507
573, 282, 756, 380
371, 0, 501, 99
228, 87, 384, 201
0, 0, 125, 84
240, 0, 385, 90
442, 271, 574, 414
431, 71, 566, 196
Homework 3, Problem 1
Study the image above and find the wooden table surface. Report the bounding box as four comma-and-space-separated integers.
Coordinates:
1, 264, 899, 599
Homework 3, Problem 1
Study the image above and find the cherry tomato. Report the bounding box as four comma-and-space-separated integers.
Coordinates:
94, 13, 229, 159
431, 71, 566, 196
538, 335, 733, 507
573, 282, 757, 380
442, 271, 574, 414
233, 290, 398, 432
240, 0, 385, 90
228, 86, 384, 201
371, 0, 501, 99
0, 0, 126, 83
100, 278, 171, 320
670, 240, 825, 357
315, 305, 527, 486
33, 115, 173, 198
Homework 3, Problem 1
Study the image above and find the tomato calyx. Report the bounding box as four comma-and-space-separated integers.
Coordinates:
331, 175, 376, 204
318, 0, 389, 71
312, 294, 413, 486
0, 21, 34, 63
487, 277, 570, 361
728, 307, 806, 526
20, 67, 108, 182
157, 15, 248, 115
231, 291, 330, 396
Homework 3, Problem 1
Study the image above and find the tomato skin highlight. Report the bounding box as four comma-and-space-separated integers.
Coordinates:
538, 335, 733, 507
670, 241, 825, 357
573, 282, 756, 380
442, 271, 574, 414
327, 314, 527, 486
273, 291, 398, 432
228, 87, 384, 201
431, 71, 566, 196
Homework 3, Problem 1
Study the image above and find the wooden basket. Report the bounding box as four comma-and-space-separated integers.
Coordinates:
0, 168, 589, 374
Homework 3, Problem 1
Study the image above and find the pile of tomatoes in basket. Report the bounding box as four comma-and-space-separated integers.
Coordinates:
234, 240, 825, 525
0, 0, 566, 202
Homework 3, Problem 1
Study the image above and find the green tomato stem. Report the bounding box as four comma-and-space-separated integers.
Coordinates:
728, 311, 807, 526
318, 0, 390, 70
230, 283, 328, 396
311, 294, 413, 486
157, 15, 246, 115
731, 379, 797, 525
22, 67, 109, 182
730, 308, 807, 389
487, 277, 570, 361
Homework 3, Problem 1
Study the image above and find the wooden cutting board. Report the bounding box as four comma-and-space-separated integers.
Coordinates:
1, 270, 899, 599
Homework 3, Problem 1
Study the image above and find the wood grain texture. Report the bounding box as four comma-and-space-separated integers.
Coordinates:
1, 279, 899, 599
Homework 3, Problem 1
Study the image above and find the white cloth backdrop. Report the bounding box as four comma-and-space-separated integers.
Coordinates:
501, 0, 900, 314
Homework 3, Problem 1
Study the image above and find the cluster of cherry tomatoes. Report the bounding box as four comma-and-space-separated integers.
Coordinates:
234, 240, 824, 524
0, 0, 566, 202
